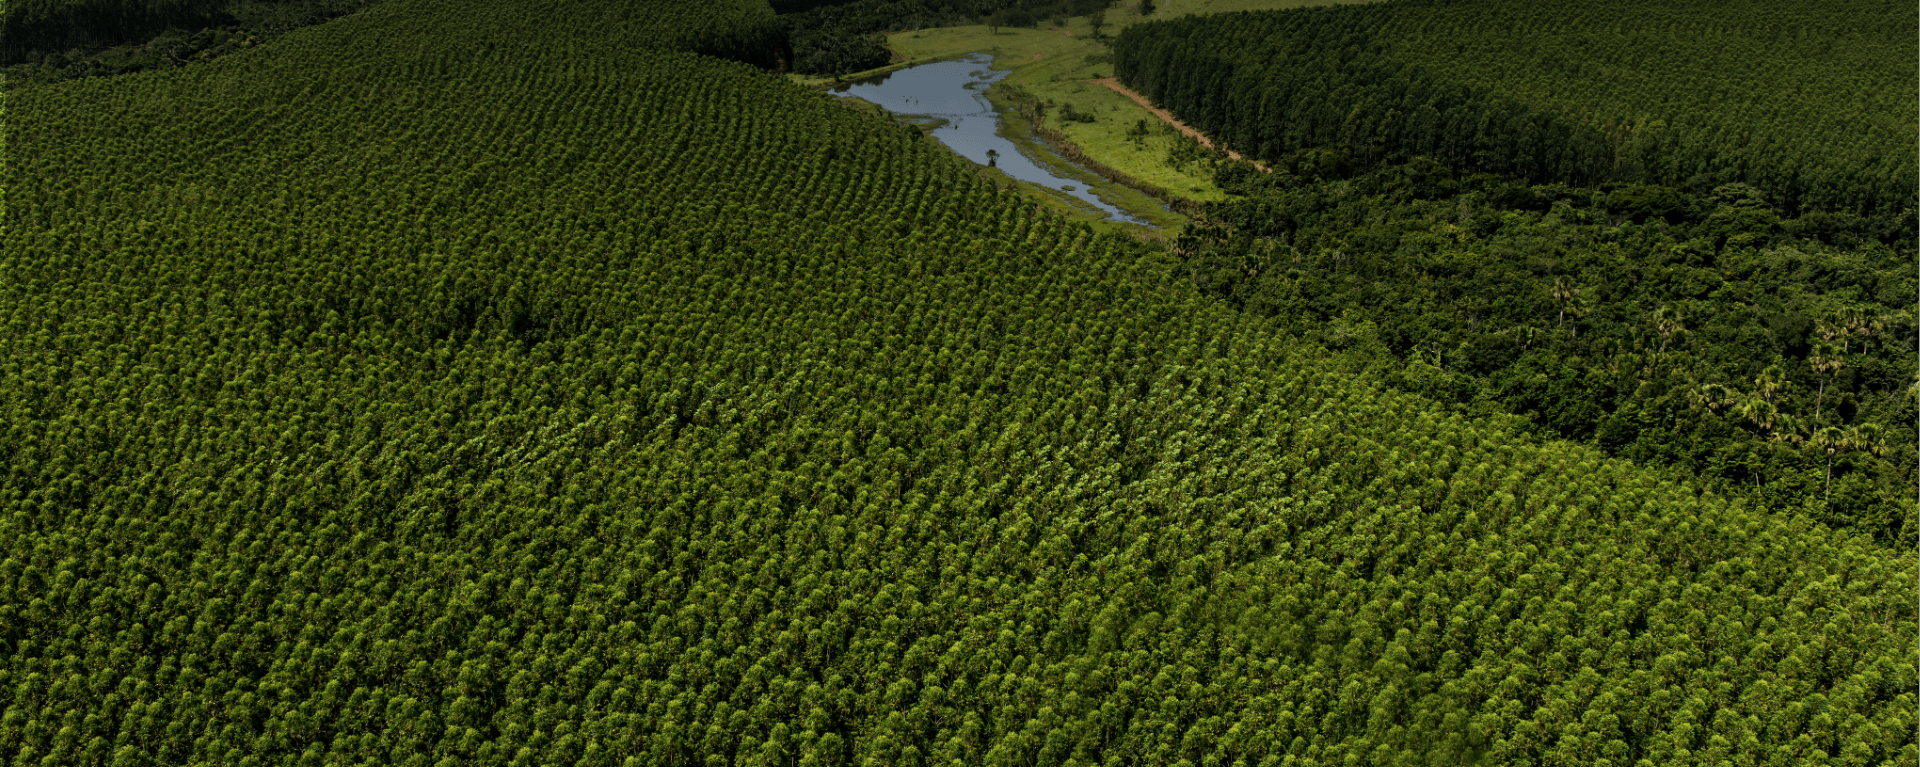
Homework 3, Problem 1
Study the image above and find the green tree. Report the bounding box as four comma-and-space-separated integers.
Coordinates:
1808, 340, 1843, 417
1127, 118, 1151, 148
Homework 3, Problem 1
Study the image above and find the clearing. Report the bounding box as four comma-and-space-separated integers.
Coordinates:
1090, 77, 1267, 170
885, 0, 1361, 203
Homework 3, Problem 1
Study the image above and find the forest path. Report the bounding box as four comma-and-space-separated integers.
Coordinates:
1090, 78, 1270, 171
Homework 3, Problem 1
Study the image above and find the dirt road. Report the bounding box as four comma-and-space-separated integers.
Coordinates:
1091, 78, 1269, 171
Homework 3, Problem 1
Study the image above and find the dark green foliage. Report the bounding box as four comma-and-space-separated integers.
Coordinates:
1605, 184, 1693, 225
3, 0, 790, 86
1113, 0, 1918, 218
1, 0, 237, 62
2, 0, 1914, 766
622, 0, 789, 68
1119, 0, 1916, 546
781, 0, 1105, 36
1055, 101, 1096, 123
768, 0, 866, 12
780, 0, 1108, 73
988, 5, 1041, 28
1184, 159, 1918, 545
1, 0, 382, 86
787, 27, 891, 75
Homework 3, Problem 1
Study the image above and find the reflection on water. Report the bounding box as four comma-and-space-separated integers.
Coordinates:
833, 53, 1149, 224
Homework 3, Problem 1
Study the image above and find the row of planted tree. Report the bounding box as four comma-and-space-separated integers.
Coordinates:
1112, 0, 1916, 219
2, 0, 1913, 765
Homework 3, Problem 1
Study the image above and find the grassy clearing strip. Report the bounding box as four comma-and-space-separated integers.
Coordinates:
805, 3, 1376, 230
980, 82, 1182, 232
998, 82, 1206, 218
881, 2, 1382, 199
887, 21, 1227, 202
835, 77, 1169, 234
811, 33, 1182, 232
1091, 77, 1268, 171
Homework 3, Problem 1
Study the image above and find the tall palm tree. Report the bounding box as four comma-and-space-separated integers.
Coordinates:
1753, 364, 1788, 406
1808, 341, 1843, 417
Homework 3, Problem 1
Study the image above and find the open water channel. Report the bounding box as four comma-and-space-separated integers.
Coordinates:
832, 53, 1149, 224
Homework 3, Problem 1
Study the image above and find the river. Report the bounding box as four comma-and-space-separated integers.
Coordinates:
832, 53, 1150, 225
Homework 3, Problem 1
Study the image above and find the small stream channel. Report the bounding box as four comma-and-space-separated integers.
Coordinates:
832, 53, 1150, 225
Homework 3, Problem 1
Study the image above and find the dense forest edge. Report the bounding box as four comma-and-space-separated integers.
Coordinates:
779, 0, 1112, 75
0, 0, 384, 87
1112, 0, 1917, 220
3, 0, 1916, 765
1, 0, 789, 85
1113, 0, 1919, 546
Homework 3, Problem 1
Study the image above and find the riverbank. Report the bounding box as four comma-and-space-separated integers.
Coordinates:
981, 82, 1186, 232
802, 5, 1346, 232
995, 83, 1207, 218
785, 53, 971, 90
817, 48, 1191, 231
838, 88, 1164, 236
824, 53, 1167, 232
887, 21, 1233, 205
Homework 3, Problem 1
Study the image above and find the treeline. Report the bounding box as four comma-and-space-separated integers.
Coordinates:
780, 0, 1107, 74
1, 0, 236, 61
1112, 0, 1918, 219
3, 0, 1915, 764
2, 0, 789, 87
0, 0, 381, 84
1181, 158, 1918, 546
998, 84, 1206, 218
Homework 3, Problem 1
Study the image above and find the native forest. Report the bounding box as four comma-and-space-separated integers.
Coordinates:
1, 0, 1914, 765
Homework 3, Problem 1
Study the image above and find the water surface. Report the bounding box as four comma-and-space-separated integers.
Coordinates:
834, 54, 1148, 224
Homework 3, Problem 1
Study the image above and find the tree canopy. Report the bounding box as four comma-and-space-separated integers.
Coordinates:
2, 0, 1913, 765
1113, 0, 1918, 218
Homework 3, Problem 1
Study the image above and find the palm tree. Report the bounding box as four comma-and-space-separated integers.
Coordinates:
1807, 341, 1843, 417
985, 149, 999, 167
1689, 383, 1738, 414
1804, 423, 1886, 500
1736, 397, 1778, 436
1551, 277, 1577, 328
1807, 426, 1848, 499
1753, 364, 1788, 406
1651, 306, 1685, 354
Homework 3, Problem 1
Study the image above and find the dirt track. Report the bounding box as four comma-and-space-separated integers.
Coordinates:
1090, 78, 1269, 171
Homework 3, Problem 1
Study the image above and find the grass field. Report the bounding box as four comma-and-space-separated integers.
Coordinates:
980, 84, 1186, 233
884, 1, 1385, 212
798, 1, 1380, 229
889, 20, 1224, 210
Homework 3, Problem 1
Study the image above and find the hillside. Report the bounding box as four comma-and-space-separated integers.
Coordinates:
1113, 0, 1917, 218
2, 0, 1915, 765
1116, 0, 1918, 546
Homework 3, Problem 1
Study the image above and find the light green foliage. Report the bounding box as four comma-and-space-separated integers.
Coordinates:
0, 0, 1913, 766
